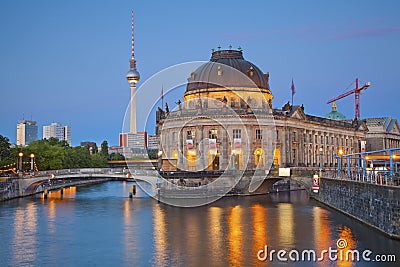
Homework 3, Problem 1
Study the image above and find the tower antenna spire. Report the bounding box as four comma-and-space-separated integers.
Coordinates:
130, 10, 136, 70
126, 9, 140, 134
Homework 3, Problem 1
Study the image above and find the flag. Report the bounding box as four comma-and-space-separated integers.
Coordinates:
291, 79, 296, 95
186, 139, 193, 150
161, 85, 164, 108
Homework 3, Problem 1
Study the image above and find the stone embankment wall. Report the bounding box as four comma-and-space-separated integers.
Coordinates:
0, 178, 110, 201
313, 178, 400, 239
0, 179, 20, 201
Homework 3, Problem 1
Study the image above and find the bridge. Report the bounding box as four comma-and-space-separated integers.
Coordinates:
0, 168, 161, 200
0, 167, 317, 200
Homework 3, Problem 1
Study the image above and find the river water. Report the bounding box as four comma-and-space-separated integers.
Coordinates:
0, 181, 398, 267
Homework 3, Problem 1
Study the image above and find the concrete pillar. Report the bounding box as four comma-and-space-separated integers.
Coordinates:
221, 127, 229, 170
178, 129, 184, 170
130, 83, 137, 133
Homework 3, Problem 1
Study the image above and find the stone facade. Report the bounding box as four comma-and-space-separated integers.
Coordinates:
365, 117, 400, 151
314, 178, 400, 239
156, 49, 368, 172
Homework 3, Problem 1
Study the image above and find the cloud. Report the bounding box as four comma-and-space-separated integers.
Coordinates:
329, 26, 400, 40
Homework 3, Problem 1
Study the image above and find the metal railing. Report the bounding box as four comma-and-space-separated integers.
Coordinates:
322, 170, 399, 186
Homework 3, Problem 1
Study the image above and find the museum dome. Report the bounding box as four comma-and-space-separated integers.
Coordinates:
186, 49, 270, 93
325, 102, 346, 121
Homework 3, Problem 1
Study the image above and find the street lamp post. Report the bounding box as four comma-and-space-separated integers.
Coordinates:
18, 152, 23, 173
338, 148, 344, 178
319, 147, 323, 177
30, 153, 35, 173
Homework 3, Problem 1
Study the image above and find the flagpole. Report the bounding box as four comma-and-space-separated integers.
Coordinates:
161, 85, 164, 110
292, 92, 294, 106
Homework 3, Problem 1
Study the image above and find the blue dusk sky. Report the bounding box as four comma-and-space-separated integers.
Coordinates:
1, 0, 399, 146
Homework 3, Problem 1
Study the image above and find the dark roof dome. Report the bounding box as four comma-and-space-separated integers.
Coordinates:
186, 49, 270, 92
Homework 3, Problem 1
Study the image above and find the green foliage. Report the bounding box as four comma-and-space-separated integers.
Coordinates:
90, 153, 107, 168
1, 137, 108, 171
101, 140, 109, 158
147, 149, 158, 160
0, 135, 11, 164
109, 153, 125, 161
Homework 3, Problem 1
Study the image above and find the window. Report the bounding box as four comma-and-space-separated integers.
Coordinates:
187, 130, 195, 140
230, 97, 237, 108
209, 129, 218, 139
292, 149, 296, 164
256, 129, 262, 140
172, 132, 177, 142
233, 129, 241, 139
292, 132, 297, 142
276, 130, 279, 140
321, 136, 323, 144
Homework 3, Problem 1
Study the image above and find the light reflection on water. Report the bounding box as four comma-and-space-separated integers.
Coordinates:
0, 182, 399, 267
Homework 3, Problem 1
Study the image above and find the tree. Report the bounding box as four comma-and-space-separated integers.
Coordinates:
90, 153, 107, 168
0, 135, 11, 164
85, 142, 98, 154
101, 140, 109, 158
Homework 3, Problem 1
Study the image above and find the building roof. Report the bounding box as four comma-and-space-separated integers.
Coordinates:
186, 49, 270, 92
325, 102, 346, 121
273, 104, 365, 130
364, 117, 399, 133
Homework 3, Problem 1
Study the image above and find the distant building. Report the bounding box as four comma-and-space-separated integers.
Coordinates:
109, 146, 125, 155
119, 132, 147, 150
365, 117, 400, 151
16, 120, 38, 146
147, 134, 158, 150
43, 122, 71, 146
80, 141, 96, 147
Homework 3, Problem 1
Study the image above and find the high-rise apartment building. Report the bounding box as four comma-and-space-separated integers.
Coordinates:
16, 120, 38, 146
43, 122, 72, 146
119, 132, 147, 150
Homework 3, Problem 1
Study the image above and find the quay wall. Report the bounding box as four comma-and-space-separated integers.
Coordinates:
313, 178, 400, 239
0, 178, 110, 201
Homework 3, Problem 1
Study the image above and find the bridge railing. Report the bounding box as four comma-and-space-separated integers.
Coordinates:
6, 168, 130, 179
322, 170, 399, 186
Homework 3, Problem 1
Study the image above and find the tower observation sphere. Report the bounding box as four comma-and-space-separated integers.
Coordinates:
126, 69, 140, 84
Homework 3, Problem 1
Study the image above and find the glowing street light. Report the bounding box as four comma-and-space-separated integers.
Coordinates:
18, 152, 23, 173
338, 148, 344, 178
30, 153, 35, 172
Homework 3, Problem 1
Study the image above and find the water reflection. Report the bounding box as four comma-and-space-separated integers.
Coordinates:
277, 203, 294, 247
12, 202, 38, 265
252, 204, 268, 267
337, 225, 356, 267
228, 205, 243, 267
153, 204, 168, 266
39, 186, 77, 200
313, 206, 332, 267
1, 184, 399, 267
208, 207, 223, 266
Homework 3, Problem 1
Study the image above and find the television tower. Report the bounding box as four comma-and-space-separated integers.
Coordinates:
126, 10, 140, 133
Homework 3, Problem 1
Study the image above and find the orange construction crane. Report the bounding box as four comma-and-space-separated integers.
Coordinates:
327, 78, 371, 120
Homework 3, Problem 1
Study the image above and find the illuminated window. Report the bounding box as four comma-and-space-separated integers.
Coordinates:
187, 130, 195, 140
209, 129, 218, 139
